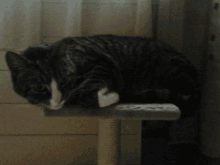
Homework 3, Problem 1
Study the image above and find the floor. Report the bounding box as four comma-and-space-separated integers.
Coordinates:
141, 124, 220, 165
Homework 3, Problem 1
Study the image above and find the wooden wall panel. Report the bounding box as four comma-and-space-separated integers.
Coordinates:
0, 104, 97, 135
0, 71, 28, 103
0, 135, 140, 165
0, 104, 140, 135
0, 51, 8, 70
0, 135, 98, 165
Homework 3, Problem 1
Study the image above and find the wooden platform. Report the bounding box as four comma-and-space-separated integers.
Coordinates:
44, 103, 181, 121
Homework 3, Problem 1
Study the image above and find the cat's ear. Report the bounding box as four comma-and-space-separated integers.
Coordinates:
5, 51, 31, 72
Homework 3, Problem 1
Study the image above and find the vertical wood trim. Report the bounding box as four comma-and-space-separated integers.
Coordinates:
200, 0, 220, 158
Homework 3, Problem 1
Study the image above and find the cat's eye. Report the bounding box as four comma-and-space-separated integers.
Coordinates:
62, 77, 68, 83
31, 84, 47, 93
61, 77, 70, 85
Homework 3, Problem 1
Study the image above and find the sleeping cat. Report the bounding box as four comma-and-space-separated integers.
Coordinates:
5, 35, 201, 118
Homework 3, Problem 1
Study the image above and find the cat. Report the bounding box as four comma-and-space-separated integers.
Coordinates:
5, 34, 201, 119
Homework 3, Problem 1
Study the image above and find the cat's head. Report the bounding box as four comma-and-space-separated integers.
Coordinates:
5, 43, 78, 110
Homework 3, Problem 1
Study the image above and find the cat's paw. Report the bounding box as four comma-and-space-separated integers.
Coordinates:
98, 87, 120, 108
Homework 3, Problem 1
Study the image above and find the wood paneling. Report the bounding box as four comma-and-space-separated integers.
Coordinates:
0, 135, 140, 165
0, 135, 97, 165
0, 71, 28, 103
0, 104, 140, 135
0, 51, 8, 70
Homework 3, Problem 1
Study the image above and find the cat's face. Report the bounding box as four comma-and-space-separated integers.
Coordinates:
5, 45, 77, 110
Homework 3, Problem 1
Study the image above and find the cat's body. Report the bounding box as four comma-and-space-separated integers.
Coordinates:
5, 35, 201, 118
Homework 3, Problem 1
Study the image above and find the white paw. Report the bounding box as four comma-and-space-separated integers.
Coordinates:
98, 87, 120, 108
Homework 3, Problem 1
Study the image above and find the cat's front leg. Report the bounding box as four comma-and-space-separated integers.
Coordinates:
77, 85, 120, 108
98, 87, 120, 107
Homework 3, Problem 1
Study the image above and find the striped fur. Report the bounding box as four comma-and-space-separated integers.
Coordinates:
5, 35, 201, 118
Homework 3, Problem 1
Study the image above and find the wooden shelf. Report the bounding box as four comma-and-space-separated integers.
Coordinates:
44, 103, 180, 121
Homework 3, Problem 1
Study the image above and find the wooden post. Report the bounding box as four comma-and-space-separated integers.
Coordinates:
98, 118, 121, 165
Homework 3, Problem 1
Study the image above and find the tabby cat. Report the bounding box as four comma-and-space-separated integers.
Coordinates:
5, 35, 201, 118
